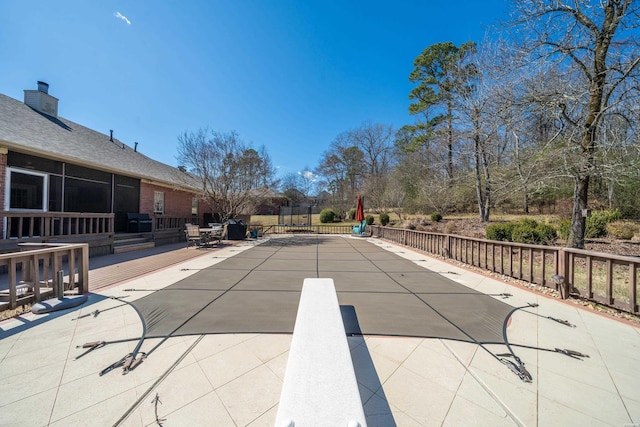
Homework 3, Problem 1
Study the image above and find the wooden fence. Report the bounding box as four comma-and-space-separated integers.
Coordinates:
370, 225, 639, 314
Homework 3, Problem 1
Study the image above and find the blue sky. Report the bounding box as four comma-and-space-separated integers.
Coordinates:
0, 1, 508, 178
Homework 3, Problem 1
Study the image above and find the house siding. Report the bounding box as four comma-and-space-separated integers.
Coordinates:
140, 182, 201, 224
0, 87, 209, 251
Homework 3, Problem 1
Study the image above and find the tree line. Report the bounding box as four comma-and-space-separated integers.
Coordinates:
312, 0, 640, 249
177, 0, 639, 250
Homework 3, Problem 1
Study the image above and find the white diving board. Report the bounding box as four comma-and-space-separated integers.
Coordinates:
275, 278, 367, 427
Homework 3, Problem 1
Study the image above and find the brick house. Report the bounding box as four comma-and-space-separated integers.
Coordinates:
0, 82, 204, 252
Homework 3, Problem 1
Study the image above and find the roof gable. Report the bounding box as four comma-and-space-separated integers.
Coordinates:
0, 93, 199, 191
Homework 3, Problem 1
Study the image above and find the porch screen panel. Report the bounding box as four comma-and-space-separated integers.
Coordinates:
7, 152, 62, 174
114, 175, 140, 232
64, 164, 112, 213
49, 175, 62, 212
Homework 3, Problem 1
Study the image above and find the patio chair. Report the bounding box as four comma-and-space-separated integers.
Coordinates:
352, 220, 367, 235
185, 224, 205, 248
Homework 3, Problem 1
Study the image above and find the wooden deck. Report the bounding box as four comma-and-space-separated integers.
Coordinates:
87, 243, 225, 292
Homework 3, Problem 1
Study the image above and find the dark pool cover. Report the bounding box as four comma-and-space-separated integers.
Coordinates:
132, 235, 513, 343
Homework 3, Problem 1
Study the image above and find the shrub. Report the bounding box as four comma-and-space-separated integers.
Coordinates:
536, 224, 558, 245
586, 209, 621, 238
379, 213, 390, 226
431, 212, 443, 222
511, 223, 557, 245
511, 223, 538, 244
518, 218, 539, 229
487, 219, 556, 245
319, 208, 336, 223
606, 221, 639, 240
366, 215, 374, 225
556, 219, 572, 240
445, 221, 458, 234
485, 223, 514, 241
347, 208, 356, 220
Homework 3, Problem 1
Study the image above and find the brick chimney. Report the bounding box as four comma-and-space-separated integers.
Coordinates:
24, 81, 59, 117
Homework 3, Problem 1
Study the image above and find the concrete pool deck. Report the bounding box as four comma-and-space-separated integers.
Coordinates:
0, 235, 639, 426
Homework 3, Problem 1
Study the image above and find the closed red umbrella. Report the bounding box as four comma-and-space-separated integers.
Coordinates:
355, 195, 365, 222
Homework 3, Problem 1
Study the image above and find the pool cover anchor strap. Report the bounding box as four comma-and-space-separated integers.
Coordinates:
100, 353, 132, 376
72, 297, 129, 320
546, 317, 576, 327
123, 352, 146, 374
521, 308, 576, 328
554, 348, 590, 359
98, 351, 146, 376
74, 341, 105, 360
490, 293, 512, 299
500, 357, 532, 382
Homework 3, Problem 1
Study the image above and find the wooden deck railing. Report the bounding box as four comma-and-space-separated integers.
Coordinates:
1, 211, 114, 240
370, 225, 639, 314
0, 243, 88, 311
154, 215, 194, 231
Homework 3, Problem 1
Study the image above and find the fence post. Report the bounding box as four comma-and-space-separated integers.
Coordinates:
56, 270, 64, 299
557, 248, 570, 299
443, 234, 451, 258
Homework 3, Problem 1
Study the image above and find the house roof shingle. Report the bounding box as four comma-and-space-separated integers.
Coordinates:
0, 93, 199, 191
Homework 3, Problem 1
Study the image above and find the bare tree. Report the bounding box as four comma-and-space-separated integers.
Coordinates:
177, 128, 277, 221
280, 166, 318, 204
351, 122, 395, 177
492, 54, 567, 215
606, 117, 639, 196
316, 123, 395, 214
280, 173, 306, 205
454, 41, 506, 222
382, 171, 407, 220
509, 0, 640, 247
392, 130, 432, 213
298, 166, 318, 198
350, 122, 395, 210
315, 132, 365, 216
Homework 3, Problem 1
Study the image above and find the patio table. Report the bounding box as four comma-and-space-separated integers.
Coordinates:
199, 226, 224, 244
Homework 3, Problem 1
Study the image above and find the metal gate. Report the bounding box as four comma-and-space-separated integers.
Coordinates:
278, 205, 312, 225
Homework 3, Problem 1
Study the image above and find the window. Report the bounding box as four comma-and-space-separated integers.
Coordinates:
191, 197, 198, 215
8, 169, 47, 210
154, 191, 165, 214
